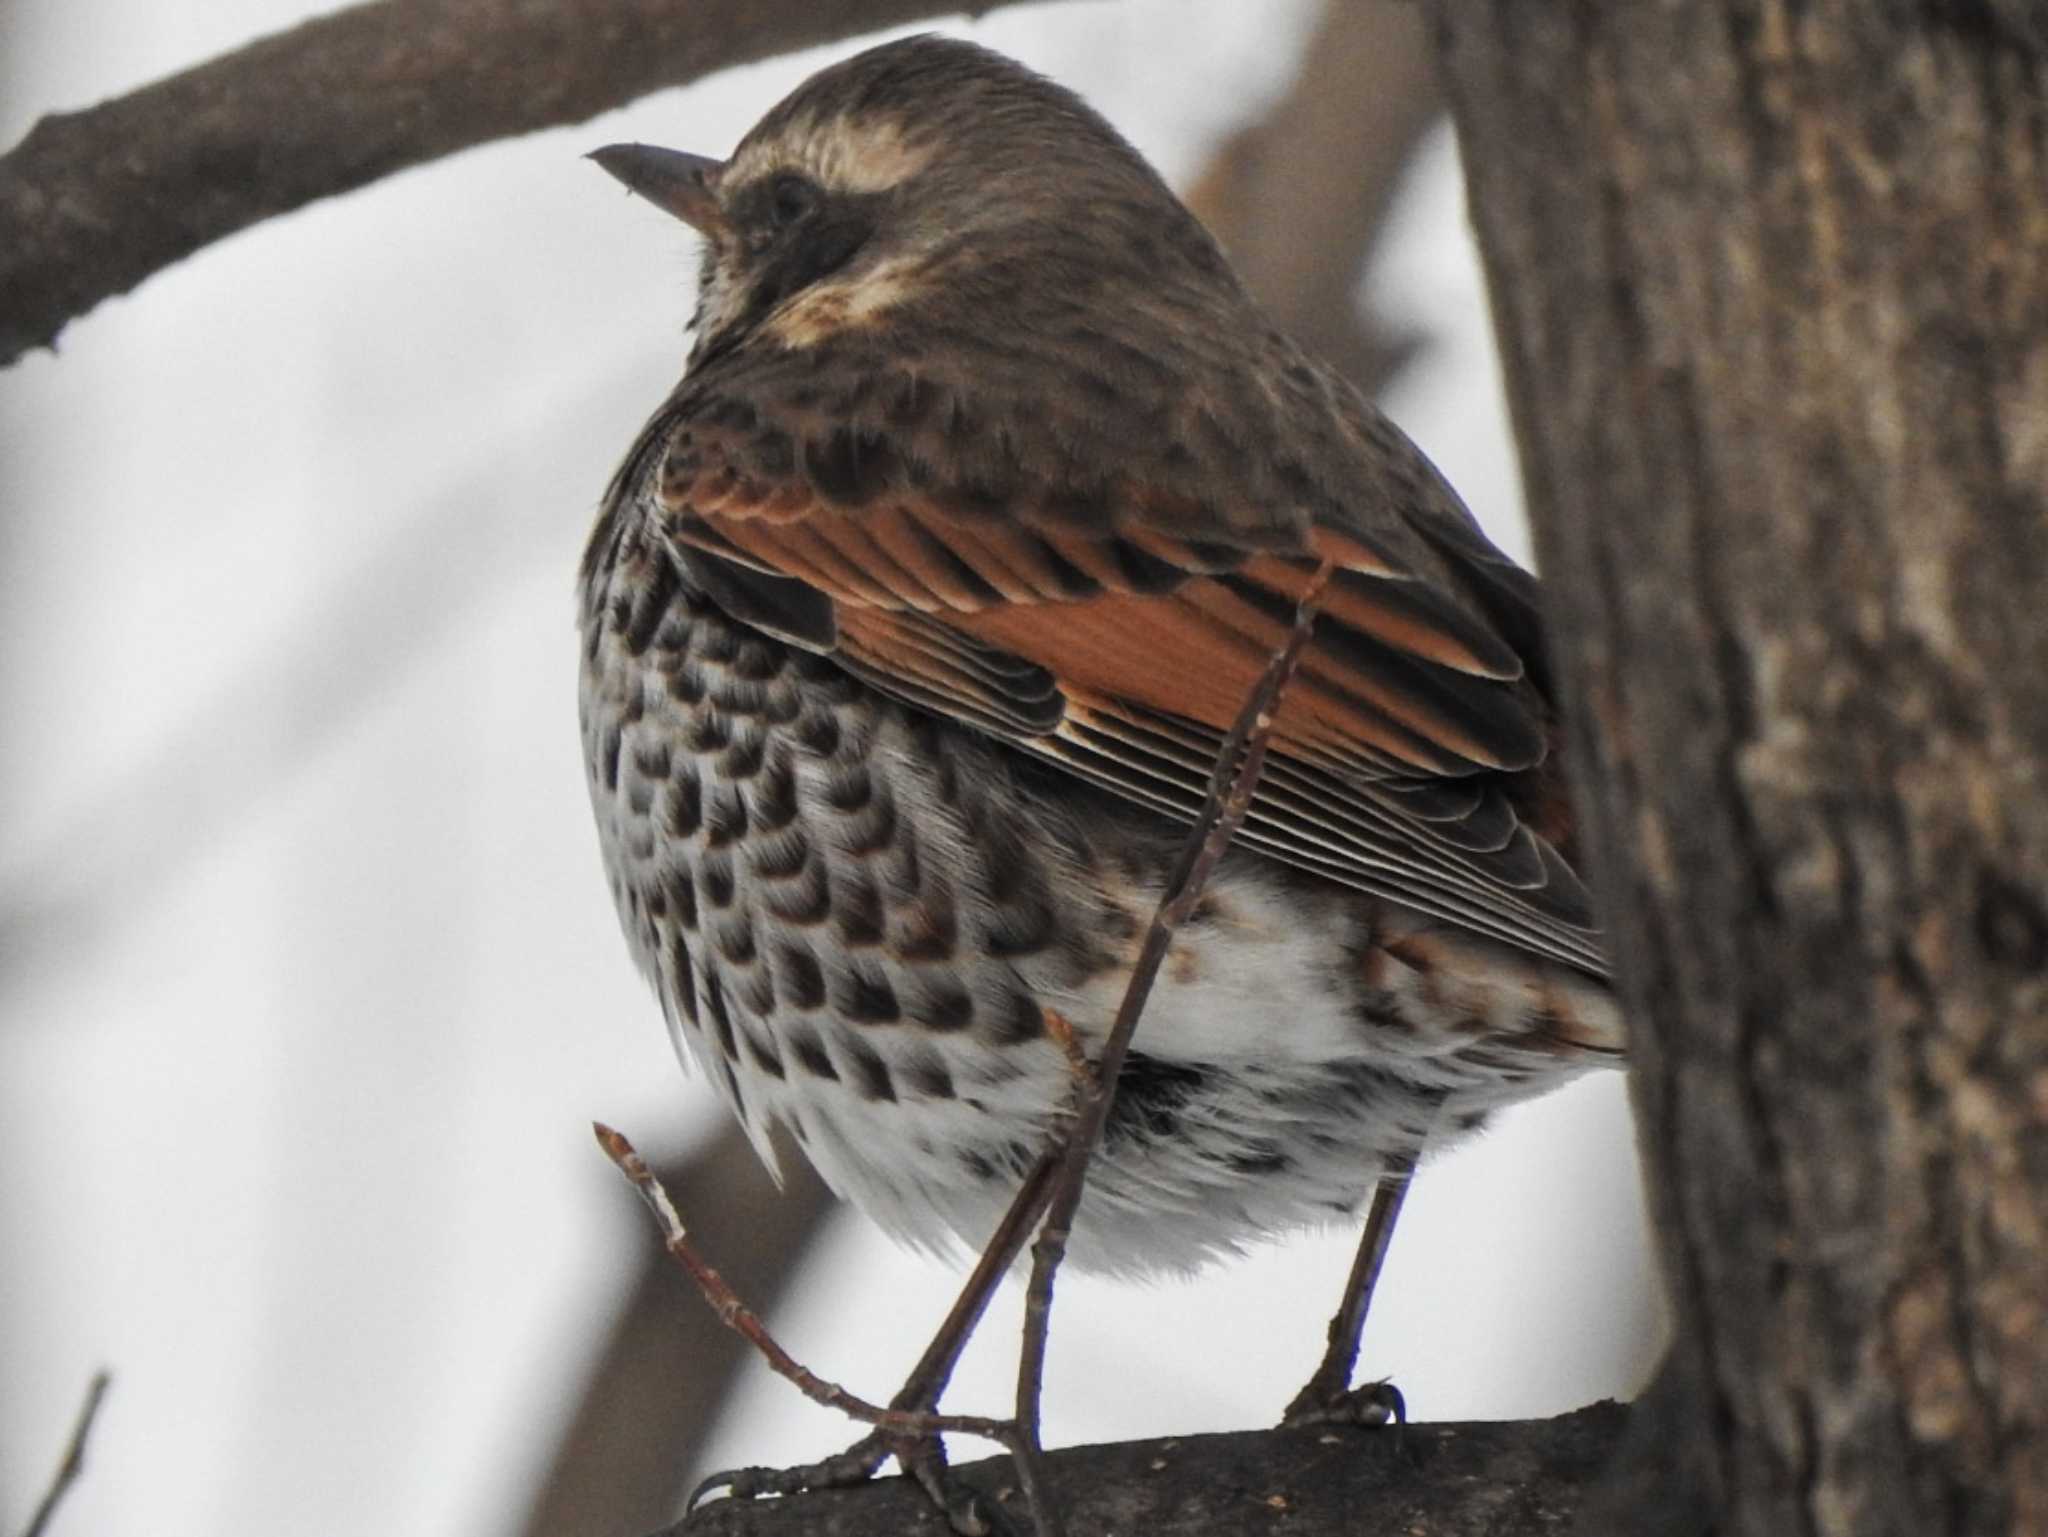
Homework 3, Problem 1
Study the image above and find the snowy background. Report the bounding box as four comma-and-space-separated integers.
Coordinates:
0, 3, 1661, 1534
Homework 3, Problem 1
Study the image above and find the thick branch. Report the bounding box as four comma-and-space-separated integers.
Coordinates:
673, 1406, 1628, 1537
0, 0, 1069, 364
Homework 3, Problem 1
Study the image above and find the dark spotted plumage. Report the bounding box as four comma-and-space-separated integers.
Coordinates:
581, 36, 1621, 1273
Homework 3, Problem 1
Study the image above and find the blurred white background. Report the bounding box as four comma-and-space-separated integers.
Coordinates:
0, 3, 1661, 1534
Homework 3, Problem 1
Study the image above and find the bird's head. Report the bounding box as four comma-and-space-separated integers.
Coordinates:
591, 35, 1239, 366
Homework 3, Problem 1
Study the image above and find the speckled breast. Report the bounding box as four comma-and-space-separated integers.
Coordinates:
578, 510, 1615, 1273
578, 511, 1124, 1243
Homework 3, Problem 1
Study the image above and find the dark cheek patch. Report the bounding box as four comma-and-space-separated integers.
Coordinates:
737, 211, 878, 335
693, 207, 877, 364
780, 214, 877, 296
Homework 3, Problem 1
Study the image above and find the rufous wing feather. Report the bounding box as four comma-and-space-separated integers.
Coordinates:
630, 360, 1601, 976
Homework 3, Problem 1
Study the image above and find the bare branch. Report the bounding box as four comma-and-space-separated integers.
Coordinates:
19, 1370, 112, 1537
0, 0, 1074, 365
671, 1404, 1631, 1537
515, 1127, 836, 1537
594, 1123, 1015, 1451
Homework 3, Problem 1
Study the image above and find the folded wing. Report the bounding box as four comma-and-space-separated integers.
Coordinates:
623, 345, 1604, 977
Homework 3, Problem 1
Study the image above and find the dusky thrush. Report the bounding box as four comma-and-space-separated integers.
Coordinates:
581, 36, 1620, 1317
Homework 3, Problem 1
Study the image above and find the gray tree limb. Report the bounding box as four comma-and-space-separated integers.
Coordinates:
0, 0, 1070, 365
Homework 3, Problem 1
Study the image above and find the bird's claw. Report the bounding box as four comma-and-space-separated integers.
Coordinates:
1279, 1377, 1406, 1431
685, 1427, 892, 1513
686, 1426, 1011, 1537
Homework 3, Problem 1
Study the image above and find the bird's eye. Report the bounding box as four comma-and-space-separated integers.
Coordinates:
767, 174, 820, 231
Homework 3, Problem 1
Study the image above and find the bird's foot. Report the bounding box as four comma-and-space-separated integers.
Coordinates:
1279, 1376, 1406, 1431
687, 1427, 1014, 1536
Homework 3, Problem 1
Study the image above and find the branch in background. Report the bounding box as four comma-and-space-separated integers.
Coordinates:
19, 1370, 111, 1537
516, 1128, 836, 1537
672, 1405, 1629, 1537
1181, 0, 1441, 398
0, 0, 1077, 365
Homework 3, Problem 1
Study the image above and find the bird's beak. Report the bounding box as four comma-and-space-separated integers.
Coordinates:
588, 144, 729, 238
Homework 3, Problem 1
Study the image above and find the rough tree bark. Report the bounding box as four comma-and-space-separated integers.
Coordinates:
1429, 5, 2048, 1535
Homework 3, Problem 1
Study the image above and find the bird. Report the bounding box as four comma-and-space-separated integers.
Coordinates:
580, 31, 1621, 1402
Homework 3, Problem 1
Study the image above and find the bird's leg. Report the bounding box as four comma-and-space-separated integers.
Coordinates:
888, 1146, 1066, 1412
1280, 1155, 1416, 1428
686, 1150, 1061, 1527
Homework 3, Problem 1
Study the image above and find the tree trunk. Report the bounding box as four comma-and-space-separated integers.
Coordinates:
1428, 6, 2048, 1535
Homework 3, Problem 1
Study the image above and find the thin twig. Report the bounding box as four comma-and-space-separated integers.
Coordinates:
1013, 561, 1337, 1473
19, 1370, 112, 1537
518, 1127, 837, 1537
670, 1148, 1066, 1529
593, 1123, 1014, 1448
